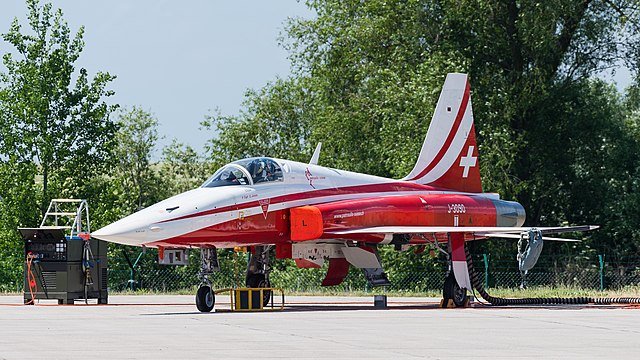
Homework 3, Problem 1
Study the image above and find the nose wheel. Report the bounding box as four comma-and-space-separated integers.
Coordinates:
196, 285, 215, 312
196, 247, 219, 312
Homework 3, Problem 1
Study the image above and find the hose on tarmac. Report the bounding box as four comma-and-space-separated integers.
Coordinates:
464, 247, 640, 305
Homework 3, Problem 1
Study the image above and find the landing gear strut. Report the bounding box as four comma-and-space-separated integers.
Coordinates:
196, 247, 219, 312
246, 245, 272, 306
441, 233, 470, 308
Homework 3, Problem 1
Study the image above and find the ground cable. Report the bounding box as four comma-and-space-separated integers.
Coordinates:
465, 247, 640, 305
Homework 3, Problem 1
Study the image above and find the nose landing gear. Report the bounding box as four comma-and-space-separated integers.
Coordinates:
196, 284, 215, 312
196, 247, 219, 313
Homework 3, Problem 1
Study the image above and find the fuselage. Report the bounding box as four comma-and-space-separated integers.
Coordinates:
92, 156, 525, 248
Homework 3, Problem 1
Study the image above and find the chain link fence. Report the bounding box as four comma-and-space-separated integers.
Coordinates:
106, 254, 640, 293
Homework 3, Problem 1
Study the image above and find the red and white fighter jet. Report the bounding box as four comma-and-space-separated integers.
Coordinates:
93, 73, 595, 311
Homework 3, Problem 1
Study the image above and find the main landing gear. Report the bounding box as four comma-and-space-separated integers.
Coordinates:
246, 245, 272, 306
196, 247, 219, 312
443, 271, 469, 307
441, 233, 471, 308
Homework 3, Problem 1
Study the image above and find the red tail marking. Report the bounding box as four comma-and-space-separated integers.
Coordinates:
409, 80, 471, 181
428, 124, 482, 192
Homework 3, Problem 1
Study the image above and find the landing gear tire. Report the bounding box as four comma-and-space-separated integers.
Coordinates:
246, 274, 271, 307
196, 285, 215, 312
443, 273, 468, 307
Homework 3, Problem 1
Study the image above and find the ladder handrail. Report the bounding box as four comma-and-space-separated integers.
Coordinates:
40, 199, 91, 237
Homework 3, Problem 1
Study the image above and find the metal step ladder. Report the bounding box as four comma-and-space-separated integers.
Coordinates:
40, 199, 91, 237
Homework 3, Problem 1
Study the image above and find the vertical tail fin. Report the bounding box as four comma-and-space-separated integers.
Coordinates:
402, 73, 482, 193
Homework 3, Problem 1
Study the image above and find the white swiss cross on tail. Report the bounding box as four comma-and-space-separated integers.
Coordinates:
401, 73, 483, 193
459, 146, 477, 178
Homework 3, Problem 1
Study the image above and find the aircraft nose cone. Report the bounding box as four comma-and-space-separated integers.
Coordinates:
92, 187, 242, 247
92, 218, 148, 246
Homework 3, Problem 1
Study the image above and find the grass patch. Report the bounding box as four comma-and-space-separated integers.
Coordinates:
108, 285, 640, 298
282, 289, 442, 297
7, 286, 640, 299
111, 288, 199, 296
484, 285, 640, 298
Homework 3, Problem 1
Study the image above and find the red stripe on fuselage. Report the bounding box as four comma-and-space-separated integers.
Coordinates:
161, 181, 441, 224
409, 80, 471, 181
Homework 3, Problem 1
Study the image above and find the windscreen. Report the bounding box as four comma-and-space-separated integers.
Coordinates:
201, 164, 251, 188
233, 158, 283, 185
201, 157, 283, 188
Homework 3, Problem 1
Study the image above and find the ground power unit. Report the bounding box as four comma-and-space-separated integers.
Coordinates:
20, 199, 108, 304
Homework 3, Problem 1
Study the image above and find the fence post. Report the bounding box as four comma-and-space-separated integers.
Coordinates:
127, 251, 144, 290
598, 254, 605, 291
483, 254, 490, 289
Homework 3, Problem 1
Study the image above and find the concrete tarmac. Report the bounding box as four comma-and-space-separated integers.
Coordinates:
1, 295, 639, 359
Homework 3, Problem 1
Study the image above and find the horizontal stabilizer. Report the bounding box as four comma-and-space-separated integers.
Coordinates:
328, 225, 599, 237
478, 233, 581, 242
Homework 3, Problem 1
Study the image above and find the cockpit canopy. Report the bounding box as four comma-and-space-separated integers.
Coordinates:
201, 157, 284, 188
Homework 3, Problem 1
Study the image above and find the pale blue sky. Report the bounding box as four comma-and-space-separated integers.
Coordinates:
1, 0, 314, 155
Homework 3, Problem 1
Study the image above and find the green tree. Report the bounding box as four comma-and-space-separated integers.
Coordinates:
204, 0, 640, 264
0, 162, 39, 290
202, 78, 316, 167
435, 0, 640, 223
0, 0, 118, 214
112, 106, 167, 212
161, 139, 211, 194
0, 0, 118, 288
90, 107, 172, 288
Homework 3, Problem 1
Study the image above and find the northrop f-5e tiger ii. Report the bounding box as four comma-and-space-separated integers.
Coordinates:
93, 73, 596, 311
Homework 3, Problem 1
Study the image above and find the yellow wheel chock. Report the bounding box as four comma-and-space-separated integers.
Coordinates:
214, 287, 285, 312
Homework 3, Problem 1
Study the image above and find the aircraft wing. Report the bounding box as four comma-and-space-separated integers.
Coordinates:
326, 225, 598, 241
